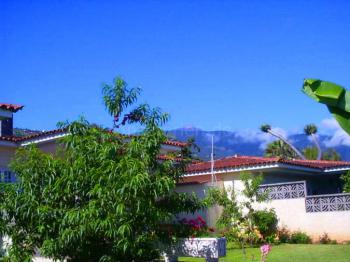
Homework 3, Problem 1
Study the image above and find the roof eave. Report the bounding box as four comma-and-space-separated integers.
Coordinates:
184, 162, 350, 177
0, 140, 18, 148
19, 132, 68, 146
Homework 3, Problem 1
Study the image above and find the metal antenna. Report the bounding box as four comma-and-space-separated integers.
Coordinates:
211, 135, 217, 186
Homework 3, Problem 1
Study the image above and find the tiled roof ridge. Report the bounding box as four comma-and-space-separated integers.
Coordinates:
121, 134, 187, 147
0, 103, 24, 113
0, 128, 66, 142
0, 128, 187, 147
186, 155, 350, 174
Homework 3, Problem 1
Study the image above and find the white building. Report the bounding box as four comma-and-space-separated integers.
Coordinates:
179, 155, 350, 242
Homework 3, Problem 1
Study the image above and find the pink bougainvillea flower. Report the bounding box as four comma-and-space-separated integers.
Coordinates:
260, 244, 271, 255
197, 215, 205, 222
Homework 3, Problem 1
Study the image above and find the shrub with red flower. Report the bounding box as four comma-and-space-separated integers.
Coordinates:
179, 216, 215, 237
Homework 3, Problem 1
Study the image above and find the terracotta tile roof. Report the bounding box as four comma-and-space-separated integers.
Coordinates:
278, 158, 350, 169
0, 103, 24, 113
123, 134, 187, 147
186, 155, 350, 174
0, 129, 66, 143
157, 155, 183, 161
0, 128, 186, 148
163, 140, 187, 147
178, 174, 222, 185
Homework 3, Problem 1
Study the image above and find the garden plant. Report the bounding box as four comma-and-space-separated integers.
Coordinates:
0, 76, 203, 261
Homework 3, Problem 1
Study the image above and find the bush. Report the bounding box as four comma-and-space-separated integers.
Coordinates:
277, 226, 291, 243
252, 209, 278, 239
319, 233, 337, 244
290, 231, 312, 244
265, 234, 279, 244
319, 233, 331, 244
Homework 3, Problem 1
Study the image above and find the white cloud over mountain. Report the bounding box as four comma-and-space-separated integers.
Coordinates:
320, 118, 350, 147
234, 118, 350, 150
234, 127, 289, 149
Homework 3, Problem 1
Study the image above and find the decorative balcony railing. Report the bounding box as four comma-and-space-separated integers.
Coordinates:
305, 193, 350, 213
0, 169, 16, 183
258, 181, 306, 200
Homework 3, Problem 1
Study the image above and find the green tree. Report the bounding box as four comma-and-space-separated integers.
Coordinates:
303, 147, 341, 161
341, 171, 350, 193
322, 148, 342, 161
262, 124, 341, 161
302, 79, 350, 188
264, 140, 297, 159
304, 124, 322, 160
0, 76, 202, 261
206, 173, 270, 254
303, 146, 319, 160
260, 125, 305, 159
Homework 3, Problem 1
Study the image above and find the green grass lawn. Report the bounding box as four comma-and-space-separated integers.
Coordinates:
179, 244, 350, 262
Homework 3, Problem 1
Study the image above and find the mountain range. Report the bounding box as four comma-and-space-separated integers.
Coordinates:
167, 127, 350, 161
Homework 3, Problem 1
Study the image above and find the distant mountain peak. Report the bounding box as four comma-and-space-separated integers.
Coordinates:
179, 125, 202, 131
167, 128, 350, 161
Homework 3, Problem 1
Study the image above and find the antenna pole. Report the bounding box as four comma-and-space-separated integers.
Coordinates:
211, 135, 215, 185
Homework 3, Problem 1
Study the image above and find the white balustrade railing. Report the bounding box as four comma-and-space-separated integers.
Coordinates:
163, 237, 226, 262
305, 193, 350, 213
258, 181, 306, 200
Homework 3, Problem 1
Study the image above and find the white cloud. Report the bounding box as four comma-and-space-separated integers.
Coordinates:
320, 118, 350, 147
205, 133, 220, 143
234, 127, 290, 150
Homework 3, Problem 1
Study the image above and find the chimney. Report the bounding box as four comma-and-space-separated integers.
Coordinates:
0, 117, 13, 137
0, 103, 24, 137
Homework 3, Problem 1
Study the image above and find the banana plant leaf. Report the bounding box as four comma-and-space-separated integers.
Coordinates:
302, 79, 350, 135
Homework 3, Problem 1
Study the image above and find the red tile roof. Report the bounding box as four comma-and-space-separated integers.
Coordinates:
163, 140, 187, 147
0, 128, 187, 148
179, 156, 350, 185
186, 155, 350, 174
0, 103, 24, 113
124, 134, 187, 147
178, 174, 220, 185
0, 129, 66, 142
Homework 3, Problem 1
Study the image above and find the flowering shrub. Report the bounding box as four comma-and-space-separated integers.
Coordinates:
252, 209, 278, 240
319, 232, 337, 244
290, 231, 311, 244
179, 216, 215, 237
260, 244, 271, 262
220, 221, 261, 246
277, 226, 291, 243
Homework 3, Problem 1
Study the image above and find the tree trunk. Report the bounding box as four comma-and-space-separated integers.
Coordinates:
311, 134, 322, 160
267, 130, 306, 160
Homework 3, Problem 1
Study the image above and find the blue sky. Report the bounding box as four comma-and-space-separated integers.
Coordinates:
1, 0, 350, 135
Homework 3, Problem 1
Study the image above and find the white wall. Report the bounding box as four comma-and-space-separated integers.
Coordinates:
175, 183, 223, 227
0, 147, 16, 169
256, 198, 350, 242
177, 173, 350, 242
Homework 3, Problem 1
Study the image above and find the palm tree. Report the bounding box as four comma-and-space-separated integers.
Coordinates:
303, 146, 319, 160
303, 146, 341, 161
304, 124, 322, 160
260, 124, 306, 160
265, 140, 297, 159
322, 148, 342, 161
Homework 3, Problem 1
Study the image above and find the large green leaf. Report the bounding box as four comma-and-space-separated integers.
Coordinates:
302, 79, 350, 135
328, 105, 350, 135
337, 91, 350, 113
314, 81, 344, 100
302, 79, 321, 102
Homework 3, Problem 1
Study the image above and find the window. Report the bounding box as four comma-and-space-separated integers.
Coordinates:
0, 170, 16, 183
